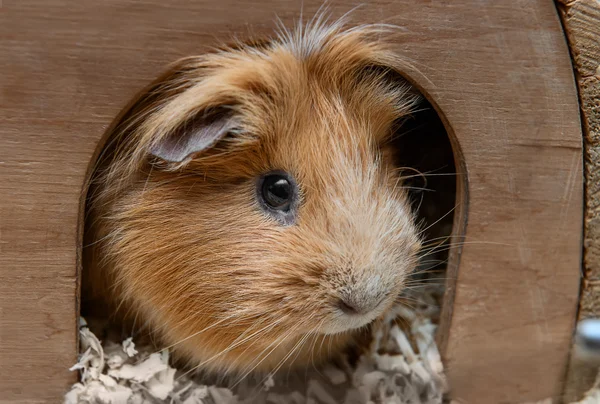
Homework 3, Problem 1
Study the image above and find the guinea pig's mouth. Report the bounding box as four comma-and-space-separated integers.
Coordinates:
319, 297, 392, 335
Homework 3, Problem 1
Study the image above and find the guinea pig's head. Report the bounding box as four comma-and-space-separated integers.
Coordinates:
86, 20, 422, 375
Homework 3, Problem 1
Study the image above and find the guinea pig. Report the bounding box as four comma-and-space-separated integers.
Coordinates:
83, 18, 423, 377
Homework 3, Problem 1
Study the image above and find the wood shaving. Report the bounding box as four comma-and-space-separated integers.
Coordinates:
67, 285, 600, 403
65, 286, 448, 404
571, 370, 600, 404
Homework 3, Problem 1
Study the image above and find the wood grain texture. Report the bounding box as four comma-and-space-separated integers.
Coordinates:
556, 0, 600, 401
0, 1, 582, 402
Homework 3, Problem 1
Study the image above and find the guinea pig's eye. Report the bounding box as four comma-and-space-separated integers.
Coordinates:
257, 171, 298, 224
262, 176, 292, 209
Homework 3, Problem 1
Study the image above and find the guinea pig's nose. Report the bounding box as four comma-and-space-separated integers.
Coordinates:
337, 294, 385, 316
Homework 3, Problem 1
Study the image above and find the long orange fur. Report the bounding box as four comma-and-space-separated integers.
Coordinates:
83, 17, 422, 377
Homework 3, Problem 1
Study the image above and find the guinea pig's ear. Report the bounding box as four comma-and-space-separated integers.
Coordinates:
148, 108, 238, 164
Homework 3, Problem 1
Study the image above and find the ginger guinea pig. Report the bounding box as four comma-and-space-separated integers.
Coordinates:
83, 20, 422, 376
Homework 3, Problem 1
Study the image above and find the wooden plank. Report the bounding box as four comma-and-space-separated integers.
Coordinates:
0, 1, 582, 402
556, 0, 600, 401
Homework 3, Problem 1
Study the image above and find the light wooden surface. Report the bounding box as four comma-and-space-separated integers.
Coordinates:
0, 1, 582, 402
557, 0, 600, 401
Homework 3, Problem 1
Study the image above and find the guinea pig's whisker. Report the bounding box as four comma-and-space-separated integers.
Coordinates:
400, 172, 461, 180
402, 280, 454, 290
415, 259, 447, 267
132, 313, 241, 365
230, 320, 308, 388
158, 307, 238, 333
405, 275, 454, 283
317, 325, 330, 357
403, 278, 450, 286
178, 315, 287, 381
419, 243, 455, 255
388, 121, 430, 143
410, 269, 447, 279
178, 329, 270, 382
286, 322, 322, 377
419, 240, 512, 255
223, 315, 286, 361
402, 186, 435, 192
416, 204, 460, 238
417, 240, 516, 262
264, 323, 317, 384
228, 320, 284, 370
393, 166, 426, 179
392, 166, 459, 184
413, 192, 427, 216
289, 327, 322, 380
414, 257, 448, 267
307, 319, 328, 380
241, 313, 314, 376
395, 294, 429, 306
419, 235, 456, 249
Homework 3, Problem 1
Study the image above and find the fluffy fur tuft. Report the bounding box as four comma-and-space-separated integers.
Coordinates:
84, 16, 422, 378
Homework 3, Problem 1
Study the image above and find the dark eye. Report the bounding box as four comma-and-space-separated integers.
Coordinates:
262, 175, 292, 210
257, 171, 298, 224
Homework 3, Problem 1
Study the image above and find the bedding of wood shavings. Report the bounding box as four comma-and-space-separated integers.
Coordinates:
65, 285, 448, 404
574, 377, 600, 404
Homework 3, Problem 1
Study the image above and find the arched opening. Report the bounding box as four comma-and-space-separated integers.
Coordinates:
393, 96, 462, 350
75, 63, 465, 404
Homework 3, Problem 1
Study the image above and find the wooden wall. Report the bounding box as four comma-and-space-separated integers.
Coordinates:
0, 1, 583, 402
558, 0, 600, 401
